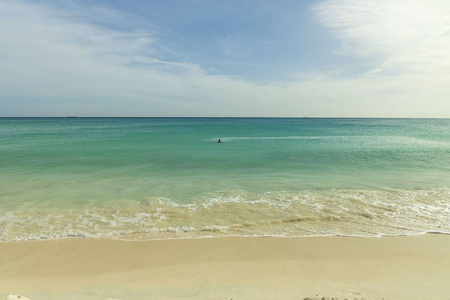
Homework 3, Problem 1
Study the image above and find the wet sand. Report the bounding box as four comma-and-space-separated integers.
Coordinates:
0, 234, 449, 299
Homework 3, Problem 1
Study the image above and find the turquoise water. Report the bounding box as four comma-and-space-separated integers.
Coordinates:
0, 118, 449, 241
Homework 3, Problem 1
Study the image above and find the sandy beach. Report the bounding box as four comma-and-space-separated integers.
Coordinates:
0, 234, 449, 300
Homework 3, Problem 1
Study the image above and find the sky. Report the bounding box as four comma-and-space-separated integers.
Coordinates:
0, 0, 449, 117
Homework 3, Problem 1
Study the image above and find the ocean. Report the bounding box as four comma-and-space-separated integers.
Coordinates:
0, 117, 449, 241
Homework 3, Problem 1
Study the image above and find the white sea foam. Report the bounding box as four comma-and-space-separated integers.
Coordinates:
1, 188, 449, 242
204, 135, 450, 146
205, 136, 351, 142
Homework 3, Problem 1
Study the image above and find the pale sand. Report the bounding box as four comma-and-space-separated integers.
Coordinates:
0, 235, 449, 300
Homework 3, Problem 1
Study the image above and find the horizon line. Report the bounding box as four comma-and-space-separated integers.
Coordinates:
1, 116, 449, 119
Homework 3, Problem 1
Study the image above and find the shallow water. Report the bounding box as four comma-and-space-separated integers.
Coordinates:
1, 118, 449, 241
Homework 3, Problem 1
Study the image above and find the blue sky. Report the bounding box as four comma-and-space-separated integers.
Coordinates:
1, 0, 449, 117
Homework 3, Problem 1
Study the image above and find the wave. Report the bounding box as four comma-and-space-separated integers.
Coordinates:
1, 188, 449, 242
204, 135, 450, 146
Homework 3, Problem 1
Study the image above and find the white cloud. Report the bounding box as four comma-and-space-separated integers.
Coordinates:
0, 0, 449, 117
314, 0, 450, 75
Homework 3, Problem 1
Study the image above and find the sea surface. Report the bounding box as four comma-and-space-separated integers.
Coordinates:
0, 118, 449, 241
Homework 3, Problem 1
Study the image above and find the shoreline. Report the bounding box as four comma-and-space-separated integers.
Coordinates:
2, 229, 450, 244
1, 234, 449, 299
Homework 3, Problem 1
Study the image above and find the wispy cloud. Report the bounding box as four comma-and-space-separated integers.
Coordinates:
314, 0, 450, 75
218, 34, 253, 57
0, 1, 203, 106
0, 0, 449, 117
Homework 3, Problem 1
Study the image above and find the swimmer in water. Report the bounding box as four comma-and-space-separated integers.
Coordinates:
217, 139, 222, 143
